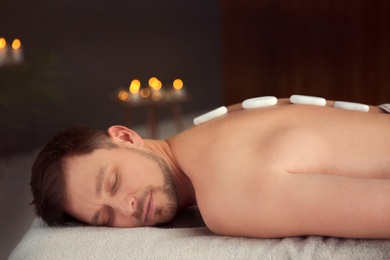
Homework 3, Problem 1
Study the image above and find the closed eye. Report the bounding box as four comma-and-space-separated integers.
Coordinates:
101, 207, 114, 226
111, 172, 122, 195
111, 173, 118, 192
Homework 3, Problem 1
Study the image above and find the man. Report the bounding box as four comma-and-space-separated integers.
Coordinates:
31, 97, 390, 238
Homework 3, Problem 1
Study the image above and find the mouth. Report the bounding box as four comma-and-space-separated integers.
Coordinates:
142, 192, 155, 223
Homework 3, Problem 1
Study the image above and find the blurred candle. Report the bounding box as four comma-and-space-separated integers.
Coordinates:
155, 80, 162, 91
11, 39, 23, 64
148, 77, 158, 89
0, 38, 7, 67
173, 79, 185, 97
129, 79, 141, 102
148, 77, 163, 101
118, 90, 130, 101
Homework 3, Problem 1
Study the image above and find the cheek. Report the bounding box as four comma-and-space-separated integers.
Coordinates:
122, 165, 162, 187
119, 172, 147, 194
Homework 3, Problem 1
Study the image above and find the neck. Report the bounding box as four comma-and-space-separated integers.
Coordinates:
143, 139, 196, 210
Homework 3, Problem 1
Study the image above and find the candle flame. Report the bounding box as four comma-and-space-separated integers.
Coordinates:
151, 80, 162, 90
173, 79, 183, 90
12, 39, 21, 50
129, 79, 141, 94
0, 38, 6, 49
148, 77, 158, 88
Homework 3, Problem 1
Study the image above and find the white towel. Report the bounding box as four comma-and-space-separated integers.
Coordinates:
9, 207, 390, 260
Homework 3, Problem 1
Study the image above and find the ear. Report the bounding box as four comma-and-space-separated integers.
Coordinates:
107, 125, 144, 146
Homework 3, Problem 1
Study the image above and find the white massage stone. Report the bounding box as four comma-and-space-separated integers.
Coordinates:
290, 95, 326, 106
334, 101, 369, 112
193, 106, 228, 125
379, 103, 390, 113
242, 96, 278, 109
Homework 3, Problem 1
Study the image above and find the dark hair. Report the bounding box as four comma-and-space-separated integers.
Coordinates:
30, 125, 117, 226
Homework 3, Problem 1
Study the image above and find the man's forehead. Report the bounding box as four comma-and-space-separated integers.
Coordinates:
66, 149, 108, 161
63, 152, 101, 176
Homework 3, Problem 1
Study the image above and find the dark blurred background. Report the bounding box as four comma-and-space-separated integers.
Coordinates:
1, 0, 389, 156
1, 1, 390, 258
0, 0, 223, 156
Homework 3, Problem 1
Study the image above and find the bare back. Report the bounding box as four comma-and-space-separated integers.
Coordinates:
168, 102, 390, 238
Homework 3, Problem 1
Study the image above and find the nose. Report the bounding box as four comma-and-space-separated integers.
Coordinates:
112, 194, 136, 217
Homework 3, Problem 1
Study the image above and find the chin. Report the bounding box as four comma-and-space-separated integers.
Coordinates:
153, 206, 178, 226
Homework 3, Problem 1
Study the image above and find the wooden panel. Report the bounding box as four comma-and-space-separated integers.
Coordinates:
220, 0, 390, 105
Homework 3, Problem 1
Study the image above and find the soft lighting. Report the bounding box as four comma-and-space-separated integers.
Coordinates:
129, 79, 141, 94
152, 91, 162, 101
12, 39, 21, 50
149, 77, 162, 90
118, 90, 130, 101
0, 38, 6, 49
140, 88, 151, 98
153, 80, 162, 90
148, 77, 158, 86
173, 79, 183, 90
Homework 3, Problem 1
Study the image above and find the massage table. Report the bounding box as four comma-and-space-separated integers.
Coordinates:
9, 206, 390, 259
10, 98, 390, 259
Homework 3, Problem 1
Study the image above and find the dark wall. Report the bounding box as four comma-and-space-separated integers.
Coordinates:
0, 1, 223, 156
221, 0, 390, 105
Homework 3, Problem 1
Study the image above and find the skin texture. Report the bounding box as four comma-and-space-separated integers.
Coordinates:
64, 98, 390, 238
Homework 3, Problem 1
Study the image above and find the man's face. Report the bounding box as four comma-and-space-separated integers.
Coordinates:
63, 146, 178, 227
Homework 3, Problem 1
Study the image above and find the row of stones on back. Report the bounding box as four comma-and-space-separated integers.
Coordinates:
193, 95, 374, 126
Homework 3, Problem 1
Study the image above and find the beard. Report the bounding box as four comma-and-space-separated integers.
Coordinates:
127, 147, 179, 226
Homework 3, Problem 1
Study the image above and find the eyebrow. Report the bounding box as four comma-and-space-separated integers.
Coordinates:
91, 165, 107, 225
96, 165, 107, 196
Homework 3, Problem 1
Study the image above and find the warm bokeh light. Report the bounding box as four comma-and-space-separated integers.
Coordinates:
149, 77, 163, 90
154, 80, 162, 90
121, 77, 185, 101
118, 90, 130, 101
12, 39, 21, 50
152, 91, 162, 101
173, 79, 183, 90
140, 88, 151, 98
149, 77, 157, 85
129, 79, 141, 94
0, 38, 6, 49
